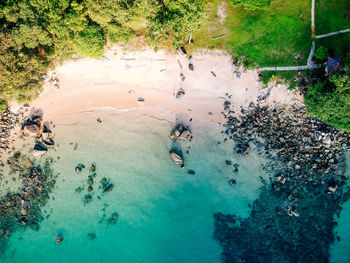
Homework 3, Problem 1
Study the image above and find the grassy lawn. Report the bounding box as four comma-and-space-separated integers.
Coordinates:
192, 0, 311, 68
191, 0, 349, 69
315, 0, 350, 59
316, 0, 350, 35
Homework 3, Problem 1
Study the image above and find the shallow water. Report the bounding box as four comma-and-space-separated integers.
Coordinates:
330, 152, 350, 263
3, 110, 269, 263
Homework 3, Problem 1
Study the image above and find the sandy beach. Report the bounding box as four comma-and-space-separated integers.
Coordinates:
25, 47, 303, 124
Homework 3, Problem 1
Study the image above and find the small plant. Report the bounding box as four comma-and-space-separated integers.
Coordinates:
314, 46, 328, 61
0, 100, 7, 112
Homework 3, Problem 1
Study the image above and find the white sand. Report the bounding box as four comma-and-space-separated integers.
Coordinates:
25, 47, 303, 124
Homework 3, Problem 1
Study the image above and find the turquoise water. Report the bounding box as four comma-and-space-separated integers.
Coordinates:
331, 153, 350, 263
3, 110, 269, 263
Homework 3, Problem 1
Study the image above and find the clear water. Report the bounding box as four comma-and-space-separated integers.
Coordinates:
330, 152, 350, 263
3, 110, 269, 263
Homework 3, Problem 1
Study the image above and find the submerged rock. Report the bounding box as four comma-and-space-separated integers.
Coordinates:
75, 164, 85, 174
83, 194, 92, 204
228, 179, 236, 186
107, 212, 119, 224
55, 233, 63, 244
88, 233, 96, 240
103, 183, 114, 193
170, 150, 184, 167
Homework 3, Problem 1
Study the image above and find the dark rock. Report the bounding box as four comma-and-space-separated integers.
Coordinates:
83, 194, 92, 204
34, 141, 48, 152
75, 164, 85, 174
228, 179, 236, 185
88, 233, 96, 240
43, 121, 52, 133
103, 183, 114, 193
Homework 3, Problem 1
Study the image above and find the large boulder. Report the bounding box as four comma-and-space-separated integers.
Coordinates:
23, 108, 44, 135
179, 129, 193, 141
170, 150, 184, 167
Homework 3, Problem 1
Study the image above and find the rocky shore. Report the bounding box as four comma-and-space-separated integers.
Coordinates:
214, 96, 350, 262
0, 107, 57, 253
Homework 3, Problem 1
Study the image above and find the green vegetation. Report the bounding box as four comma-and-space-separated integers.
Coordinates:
0, 0, 349, 132
0, 0, 208, 102
0, 100, 7, 112
305, 73, 350, 132
228, 0, 272, 11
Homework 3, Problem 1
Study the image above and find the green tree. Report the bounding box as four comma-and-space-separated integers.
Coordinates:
85, 0, 150, 43
148, 0, 208, 47
0, 32, 47, 102
12, 24, 52, 49
228, 0, 272, 10
74, 25, 105, 58
305, 74, 350, 131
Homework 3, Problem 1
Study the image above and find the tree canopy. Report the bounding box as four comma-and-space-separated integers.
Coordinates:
305, 73, 350, 132
0, 0, 209, 105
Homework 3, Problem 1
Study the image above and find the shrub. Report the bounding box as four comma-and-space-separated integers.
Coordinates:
74, 25, 105, 58
305, 74, 350, 131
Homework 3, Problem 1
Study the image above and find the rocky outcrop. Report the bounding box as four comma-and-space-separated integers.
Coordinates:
214, 96, 350, 263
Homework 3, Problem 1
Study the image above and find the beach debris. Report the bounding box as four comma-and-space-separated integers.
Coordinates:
107, 212, 119, 224
74, 143, 78, 150
176, 88, 185, 98
180, 73, 186, 81
187, 170, 195, 175
217, 1, 228, 24
87, 186, 93, 192
97, 117, 102, 123
211, 71, 217, 77
55, 233, 63, 244
83, 194, 93, 205
177, 47, 187, 57
225, 160, 232, 165
75, 163, 85, 174
189, 58, 194, 71
170, 150, 184, 168
137, 97, 145, 105
88, 233, 96, 240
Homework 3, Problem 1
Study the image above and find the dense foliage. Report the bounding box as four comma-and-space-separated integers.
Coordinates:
305, 74, 350, 132
0, 0, 208, 105
228, 0, 272, 10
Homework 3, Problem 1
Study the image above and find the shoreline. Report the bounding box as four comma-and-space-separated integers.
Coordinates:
11, 47, 303, 124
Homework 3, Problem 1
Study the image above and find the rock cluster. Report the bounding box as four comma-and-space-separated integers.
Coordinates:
0, 107, 28, 151
214, 96, 350, 262
0, 156, 56, 252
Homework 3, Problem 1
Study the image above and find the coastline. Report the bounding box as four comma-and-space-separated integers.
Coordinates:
12, 47, 303, 124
